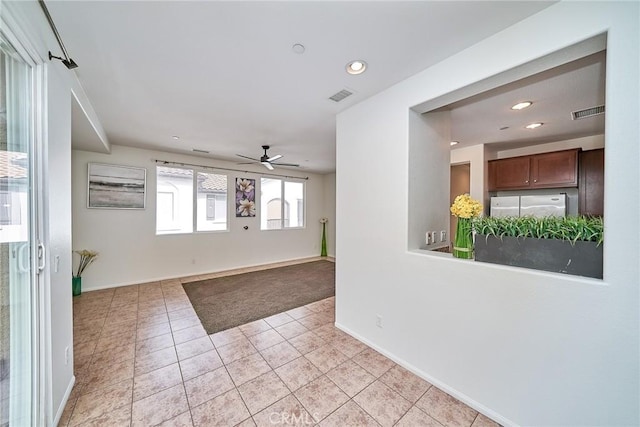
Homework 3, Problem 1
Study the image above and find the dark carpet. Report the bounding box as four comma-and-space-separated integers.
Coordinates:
182, 260, 335, 335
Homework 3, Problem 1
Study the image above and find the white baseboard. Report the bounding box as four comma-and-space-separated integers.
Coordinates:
81, 255, 335, 292
53, 375, 75, 427
334, 322, 515, 427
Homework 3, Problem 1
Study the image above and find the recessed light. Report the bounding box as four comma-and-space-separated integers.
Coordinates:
525, 122, 543, 129
292, 43, 305, 54
346, 60, 367, 75
172, 136, 180, 140
450, 141, 459, 146
512, 101, 532, 110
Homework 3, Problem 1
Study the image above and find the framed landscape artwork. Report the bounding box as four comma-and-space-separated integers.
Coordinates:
87, 163, 147, 209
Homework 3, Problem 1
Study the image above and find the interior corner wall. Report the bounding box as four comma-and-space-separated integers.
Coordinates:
322, 173, 336, 257
72, 145, 327, 290
335, 2, 638, 426
408, 110, 451, 250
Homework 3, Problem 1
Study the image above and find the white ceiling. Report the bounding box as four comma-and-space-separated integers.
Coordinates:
48, 1, 555, 173
448, 50, 606, 151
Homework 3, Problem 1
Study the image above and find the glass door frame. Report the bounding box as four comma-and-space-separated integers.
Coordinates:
0, 7, 47, 426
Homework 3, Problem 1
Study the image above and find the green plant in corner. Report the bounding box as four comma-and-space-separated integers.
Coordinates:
472, 215, 603, 246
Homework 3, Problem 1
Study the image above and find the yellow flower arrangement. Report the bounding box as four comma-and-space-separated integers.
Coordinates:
450, 194, 482, 259
450, 194, 483, 219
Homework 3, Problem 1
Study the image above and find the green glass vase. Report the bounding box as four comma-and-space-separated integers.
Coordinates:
72, 276, 82, 296
453, 217, 473, 259
321, 223, 327, 257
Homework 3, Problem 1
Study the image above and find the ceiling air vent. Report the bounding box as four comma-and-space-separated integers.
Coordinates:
329, 89, 353, 102
571, 105, 605, 120
192, 148, 210, 154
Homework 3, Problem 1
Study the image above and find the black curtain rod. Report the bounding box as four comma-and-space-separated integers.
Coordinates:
152, 159, 309, 181
39, 0, 78, 69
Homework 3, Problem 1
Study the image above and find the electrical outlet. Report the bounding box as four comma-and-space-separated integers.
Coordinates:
376, 315, 383, 328
426, 232, 432, 245
431, 231, 438, 243
65, 346, 69, 365
441, 230, 447, 241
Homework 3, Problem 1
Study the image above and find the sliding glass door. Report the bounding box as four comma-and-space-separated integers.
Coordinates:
0, 32, 38, 427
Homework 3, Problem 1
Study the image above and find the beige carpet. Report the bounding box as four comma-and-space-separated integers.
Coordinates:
182, 260, 335, 334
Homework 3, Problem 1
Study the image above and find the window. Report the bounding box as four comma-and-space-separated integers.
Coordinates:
156, 191, 175, 228
156, 166, 227, 234
260, 178, 304, 230
197, 172, 227, 231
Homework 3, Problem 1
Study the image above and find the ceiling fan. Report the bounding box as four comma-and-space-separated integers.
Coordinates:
236, 145, 300, 170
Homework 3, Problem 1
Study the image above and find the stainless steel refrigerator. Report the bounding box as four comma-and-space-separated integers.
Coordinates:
490, 194, 567, 218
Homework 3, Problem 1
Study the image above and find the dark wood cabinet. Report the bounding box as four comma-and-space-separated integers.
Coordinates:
578, 148, 604, 216
488, 156, 531, 190
488, 149, 579, 191
531, 149, 579, 188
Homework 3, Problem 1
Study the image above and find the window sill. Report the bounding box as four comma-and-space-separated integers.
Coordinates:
260, 227, 306, 232
156, 229, 229, 236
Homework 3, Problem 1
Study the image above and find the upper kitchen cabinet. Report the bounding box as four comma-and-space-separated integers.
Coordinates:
488, 148, 580, 191
488, 156, 531, 190
531, 149, 579, 188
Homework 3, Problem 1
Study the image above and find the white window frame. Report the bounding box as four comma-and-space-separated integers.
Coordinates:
260, 178, 306, 230
155, 165, 229, 235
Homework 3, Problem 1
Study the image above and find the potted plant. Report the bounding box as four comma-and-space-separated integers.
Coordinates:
450, 194, 483, 259
472, 216, 603, 279
73, 249, 98, 296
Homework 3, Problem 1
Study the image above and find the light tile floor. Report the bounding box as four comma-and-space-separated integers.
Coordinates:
61, 267, 501, 427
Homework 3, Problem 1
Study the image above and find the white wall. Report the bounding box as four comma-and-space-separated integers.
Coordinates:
336, 2, 638, 426
408, 111, 451, 250
44, 62, 74, 427
1, 1, 76, 425
72, 145, 327, 290
496, 134, 605, 158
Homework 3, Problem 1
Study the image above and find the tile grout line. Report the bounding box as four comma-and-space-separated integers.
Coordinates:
70, 283, 480, 427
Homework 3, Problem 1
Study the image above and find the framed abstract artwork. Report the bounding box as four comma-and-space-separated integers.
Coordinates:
87, 163, 146, 209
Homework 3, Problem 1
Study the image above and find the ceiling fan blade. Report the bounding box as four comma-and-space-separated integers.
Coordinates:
236, 154, 260, 161
267, 154, 283, 162
271, 162, 300, 167
261, 161, 274, 171
236, 162, 257, 165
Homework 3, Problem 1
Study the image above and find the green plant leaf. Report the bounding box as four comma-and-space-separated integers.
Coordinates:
473, 215, 603, 244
